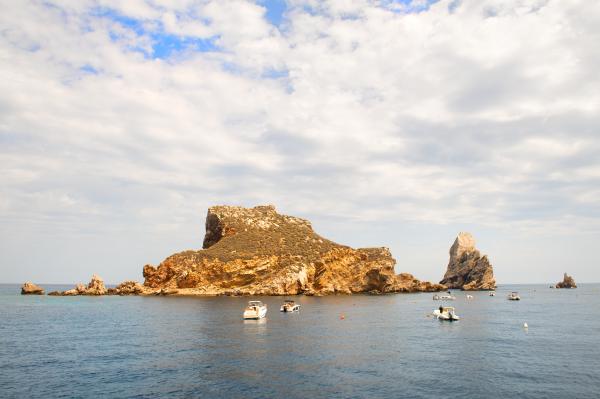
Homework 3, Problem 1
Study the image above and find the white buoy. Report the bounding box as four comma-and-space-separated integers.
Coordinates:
523, 322, 528, 329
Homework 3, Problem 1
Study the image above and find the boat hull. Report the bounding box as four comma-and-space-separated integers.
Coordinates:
243, 306, 267, 319
280, 305, 300, 312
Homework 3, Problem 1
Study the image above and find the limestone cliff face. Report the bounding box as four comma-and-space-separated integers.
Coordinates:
143, 205, 445, 295
556, 273, 577, 288
439, 232, 496, 290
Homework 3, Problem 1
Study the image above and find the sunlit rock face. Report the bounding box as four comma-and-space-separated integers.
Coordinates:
143, 205, 445, 296
440, 232, 496, 291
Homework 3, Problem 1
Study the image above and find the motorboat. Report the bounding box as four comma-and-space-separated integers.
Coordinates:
280, 300, 301, 312
433, 294, 456, 300
489, 291, 496, 296
433, 306, 460, 321
507, 292, 521, 301
466, 294, 474, 300
243, 301, 268, 319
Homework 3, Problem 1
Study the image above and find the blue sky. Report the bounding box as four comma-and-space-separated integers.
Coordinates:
1, 0, 599, 284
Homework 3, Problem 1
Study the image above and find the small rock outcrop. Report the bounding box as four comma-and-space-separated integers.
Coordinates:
50, 274, 108, 296
107, 280, 146, 295
555, 273, 577, 288
439, 232, 496, 290
21, 282, 44, 295
143, 205, 446, 295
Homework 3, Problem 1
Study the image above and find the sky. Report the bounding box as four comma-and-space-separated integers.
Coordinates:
1, 0, 599, 285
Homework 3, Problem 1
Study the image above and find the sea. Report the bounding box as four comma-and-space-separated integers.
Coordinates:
1, 284, 599, 398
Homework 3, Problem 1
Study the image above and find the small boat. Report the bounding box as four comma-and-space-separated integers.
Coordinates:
243, 301, 268, 319
280, 300, 301, 312
433, 294, 456, 300
466, 294, 473, 300
433, 306, 460, 321
489, 291, 496, 296
507, 292, 521, 301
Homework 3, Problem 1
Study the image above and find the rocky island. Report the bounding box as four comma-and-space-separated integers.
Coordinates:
142, 205, 446, 295
21, 282, 45, 295
555, 273, 577, 288
439, 232, 496, 290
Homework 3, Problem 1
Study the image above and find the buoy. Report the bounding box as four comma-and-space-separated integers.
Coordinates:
523, 322, 528, 329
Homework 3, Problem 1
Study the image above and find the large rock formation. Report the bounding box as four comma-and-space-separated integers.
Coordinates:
439, 232, 496, 290
555, 273, 577, 288
143, 205, 445, 295
21, 282, 44, 295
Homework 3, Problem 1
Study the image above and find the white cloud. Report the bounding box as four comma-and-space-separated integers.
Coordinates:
1, 0, 599, 282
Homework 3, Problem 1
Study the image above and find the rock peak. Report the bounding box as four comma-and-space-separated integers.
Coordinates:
449, 232, 477, 263
556, 273, 577, 288
440, 232, 496, 290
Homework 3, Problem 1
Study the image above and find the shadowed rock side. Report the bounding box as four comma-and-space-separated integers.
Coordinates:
440, 232, 496, 291
143, 205, 445, 296
556, 273, 577, 288
21, 282, 44, 295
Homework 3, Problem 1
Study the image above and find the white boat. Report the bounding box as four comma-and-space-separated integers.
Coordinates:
489, 291, 496, 296
280, 300, 301, 312
466, 294, 474, 300
433, 294, 456, 300
507, 292, 521, 301
433, 306, 460, 321
243, 301, 268, 319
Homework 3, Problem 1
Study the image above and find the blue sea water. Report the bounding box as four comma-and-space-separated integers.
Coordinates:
1, 284, 599, 398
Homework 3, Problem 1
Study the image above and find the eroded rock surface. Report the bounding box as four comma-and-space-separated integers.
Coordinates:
439, 232, 496, 290
143, 205, 445, 295
21, 282, 44, 295
556, 273, 577, 288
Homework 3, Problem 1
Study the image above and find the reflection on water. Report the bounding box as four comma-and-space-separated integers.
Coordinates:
1, 284, 599, 399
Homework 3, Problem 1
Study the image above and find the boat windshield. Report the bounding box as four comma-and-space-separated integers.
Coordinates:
248, 301, 263, 306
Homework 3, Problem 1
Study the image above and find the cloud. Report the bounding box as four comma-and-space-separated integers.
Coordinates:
1, 0, 599, 282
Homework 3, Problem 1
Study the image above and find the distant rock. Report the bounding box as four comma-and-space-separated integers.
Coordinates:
143, 205, 445, 296
21, 282, 44, 295
555, 273, 577, 289
439, 232, 496, 291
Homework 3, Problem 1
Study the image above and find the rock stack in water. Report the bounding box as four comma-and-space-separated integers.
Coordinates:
555, 273, 577, 288
143, 205, 446, 295
21, 282, 45, 295
439, 232, 496, 290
